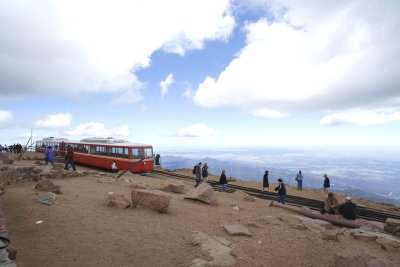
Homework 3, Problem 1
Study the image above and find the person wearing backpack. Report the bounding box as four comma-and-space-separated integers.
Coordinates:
194, 162, 202, 188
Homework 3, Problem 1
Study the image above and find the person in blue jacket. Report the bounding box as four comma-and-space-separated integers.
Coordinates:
44, 146, 55, 167
274, 178, 286, 204
295, 170, 303, 191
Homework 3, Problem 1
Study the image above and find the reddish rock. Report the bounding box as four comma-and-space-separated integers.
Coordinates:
131, 189, 171, 213
184, 183, 218, 206
105, 193, 130, 209
35, 179, 63, 194
367, 259, 400, 267
222, 224, 252, 236
0, 153, 14, 164
160, 180, 185, 194
334, 248, 375, 267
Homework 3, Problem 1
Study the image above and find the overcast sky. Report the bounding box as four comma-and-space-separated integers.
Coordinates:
1, 0, 399, 152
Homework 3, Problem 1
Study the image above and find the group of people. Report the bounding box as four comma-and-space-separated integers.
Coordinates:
193, 162, 210, 188
43, 145, 76, 171
262, 169, 357, 220
0, 143, 23, 153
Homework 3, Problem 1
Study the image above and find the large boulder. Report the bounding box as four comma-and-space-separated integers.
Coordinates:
105, 193, 130, 209
160, 180, 185, 194
35, 179, 63, 194
334, 248, 375, 267
384, 218, 400, 236
131, 189, 171, 213
0, 153, 14, 164
184, 183, 218, 206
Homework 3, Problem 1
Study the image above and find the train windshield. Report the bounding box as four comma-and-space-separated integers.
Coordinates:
144, 148, 153, 158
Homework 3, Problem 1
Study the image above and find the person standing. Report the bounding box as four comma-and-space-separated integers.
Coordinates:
262, 170, 269, 192
274, 178, 286, 204
155, 154, 161, 165
323, 174, 330, 192
44, 146, 55, 168
338, 196, 357, 220
194, 162, 202, 188
64, 146, 76, 171
219, 169, 228, 192
295, 170, 303, 191
202, 163, 209, 182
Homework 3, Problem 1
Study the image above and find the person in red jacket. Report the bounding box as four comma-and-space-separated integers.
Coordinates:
64, 146, 76, 171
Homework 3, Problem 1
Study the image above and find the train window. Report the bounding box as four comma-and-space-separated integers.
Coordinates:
124, 148, 129, 158
95, 146, 106, 155
90, 145, 96, 154
144, 148, 153, 158
131, 148, 143, 159
116, 147, 124, 158
110, 147, 116, 156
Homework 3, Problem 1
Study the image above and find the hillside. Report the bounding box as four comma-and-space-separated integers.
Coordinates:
0, 156, 399, 266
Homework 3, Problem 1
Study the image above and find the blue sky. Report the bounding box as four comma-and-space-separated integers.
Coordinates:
1, 0, 400, 152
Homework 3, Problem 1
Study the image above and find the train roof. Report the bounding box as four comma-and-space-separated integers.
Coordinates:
37, 137, 152, 147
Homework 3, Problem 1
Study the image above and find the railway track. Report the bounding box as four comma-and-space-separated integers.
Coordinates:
150, 169, 400, 223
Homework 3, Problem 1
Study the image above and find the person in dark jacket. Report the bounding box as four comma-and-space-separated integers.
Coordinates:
194, 162, 202, 188
323, 174, 330, 192
64, 146, 76, 171
274, 178, 286, 204
219, 169, 227, 192
338, 196, 357, 220
262, 170, 269, 192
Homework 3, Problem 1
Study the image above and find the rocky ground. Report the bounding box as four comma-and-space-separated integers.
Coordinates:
0, 153, 400, 267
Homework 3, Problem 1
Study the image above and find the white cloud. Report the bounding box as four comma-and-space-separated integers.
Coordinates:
34, 113, 72, 129
64, 122, 130, 137
178, 123, 216, 137
0, 0, 235, 104
0, 110, 14, 128
183, 88, 193, 98
112, 90, 144, 105
194, 0, 400, 122
320, 110, 400, 126
160, 73, 175, 98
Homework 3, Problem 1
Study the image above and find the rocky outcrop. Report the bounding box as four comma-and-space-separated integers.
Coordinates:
35, 179, 63, 194
184, 183, 218, 206
105, 193, 130, 209
160, 180, 184, 194
131, 189, 171, 213
384, 218, 400, 236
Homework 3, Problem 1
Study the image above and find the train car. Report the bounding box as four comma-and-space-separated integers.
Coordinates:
61, 137, 154, 173
35, 137, 68, 155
